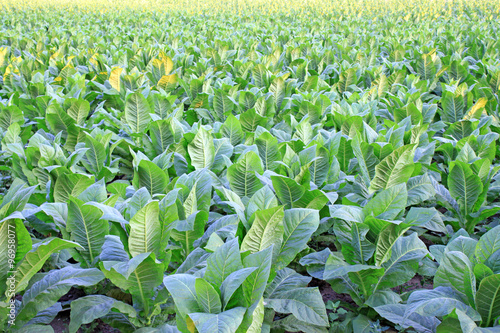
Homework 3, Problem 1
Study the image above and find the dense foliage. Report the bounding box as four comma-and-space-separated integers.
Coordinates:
2, 0, 500, 331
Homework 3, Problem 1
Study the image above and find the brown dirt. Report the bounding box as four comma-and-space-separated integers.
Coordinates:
48, 287, 119, 333
50, 313, 119, 333
419, 235, 434, 247
392, 274, 433, 294
309, 277, 357, 306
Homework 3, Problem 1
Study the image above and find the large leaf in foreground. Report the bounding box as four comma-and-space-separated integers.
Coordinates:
448, 161, 483, 218
128, 200, 161, 257
188, 125, 215, 170
227, 151, 263, 198
241, 206, 284, 260
277, 208, 319, 270
13, 238, 82, 294
476, 274, 500, 327
14, 267, 104, 327
265, 287, 329, 327
368, 144, 415, 192
434, 251, 476, 307
374, 233, 428, 291
67, 197, 108, 267
189, 307, 246, 333
125, 91, 151, 134
69, 295, 137, 333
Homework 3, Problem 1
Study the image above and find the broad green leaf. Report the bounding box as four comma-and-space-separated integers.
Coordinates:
164, 274, 201, 327
220, 267, 257, 309
476, 226, 500, 271
65, 98, 90, 126
170, 211, 208, 257
374, 304, 440, 333
221, 114, 244, 146
14, 267, 104, 327
0, 218, 31, 295
277, 208, 319, 270
125, 91, 151, 134
265, 287, 329, 327
149, 119, 180, 154
407, 174, 436, 206
128, 200, 161, 257
363, 183, 407, 221
227, 151, 263, 198
271, 176, 305, 208
256, 131, 279, 170
448, 161, 483, 218
195, 278, 222, 314
67, 197, 108, 267
69, 295, 136, 333
247, 186, 278, 219
375, 223, 410, 266
333, 221, 375, 265
189, 307, 246, 333
406, 287, 480, 321
101, 252, 164, 314
242, 246, 273, 308
204, 238, 243, 289
188, 126, 215, 170
12, 238, 81, 294
476, 274, 500, 327
435, 251, 476, 307
374, 233, 428, 291
436, 308, 492, 333
134, 160, 169, 195
81, 134, 106, 176
54, 173, 94, 203
441, 90, 466, 123
368, 145, 415, 192
241, 206, 284, 260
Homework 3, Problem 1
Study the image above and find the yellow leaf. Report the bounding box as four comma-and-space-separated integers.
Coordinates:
159, 51, 174, 75
109, 67, 123, 91
0, 46, 8, 66
4, 64, 19, 76
464, 97, 488, 120
66, 55, 75, 66
89, 53, 99, 69
49, 51, 61, 67
157, 74, 178, 90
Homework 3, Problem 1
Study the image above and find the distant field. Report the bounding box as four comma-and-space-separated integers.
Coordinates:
1, 0, 500, 332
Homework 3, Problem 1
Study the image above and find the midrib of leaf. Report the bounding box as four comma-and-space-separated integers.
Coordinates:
353, 224, 364, 264
89, 141, 101, 173
281, 291, 327, 326
462, 168, 469, 216
374, 245, 420, 291
143, 208, 149, 253
280, 214, 303, 254
15, 242, 74, 293
198, 135, 207, 168
185, 230, 190, 256
243, 159, 250, 197
134, 96, 141, 133
133, 269, 149, 316
75, 204, 94, 265
266, 271, 294, 297
204, 287, 212, 312
219, 252, 231, 286
147, 167, 154, 195
247, 265, 264, 305
285, 182, 293, 206
157, 124, 165, 152
483, 280, 500, 326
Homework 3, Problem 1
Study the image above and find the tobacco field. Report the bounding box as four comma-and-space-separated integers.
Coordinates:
1, 0, 500, 331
